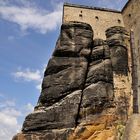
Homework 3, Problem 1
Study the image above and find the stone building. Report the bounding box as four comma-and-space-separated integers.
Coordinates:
63, 0, 140, 113
13, 0, 140, 140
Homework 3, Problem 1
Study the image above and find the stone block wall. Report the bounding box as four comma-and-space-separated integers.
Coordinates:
63, 3, 124, 39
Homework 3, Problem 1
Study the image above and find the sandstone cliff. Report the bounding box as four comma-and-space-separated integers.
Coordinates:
13, 22, 132, 140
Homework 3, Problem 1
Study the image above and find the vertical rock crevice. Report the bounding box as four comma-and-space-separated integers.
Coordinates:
77, 38, 114, 123
75, 40, 93, 127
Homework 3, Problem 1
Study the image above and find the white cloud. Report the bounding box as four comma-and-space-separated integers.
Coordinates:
0, 110, 21, 140
12, 68, 43, 91
36, 83, 42, 91
13, 68, 42, 82
0, 94, 35, 140
24, 103, 34, 114
0, 0, 62, 34
0, 97, 21, 140
0, 109, 21, 126
0, 93, 4, 98
0, 100, 15, 108
8, 36, 15, 41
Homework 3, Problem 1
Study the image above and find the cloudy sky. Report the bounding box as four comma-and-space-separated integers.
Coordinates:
0, 0, 128, 139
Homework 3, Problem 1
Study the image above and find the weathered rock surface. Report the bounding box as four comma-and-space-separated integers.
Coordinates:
79, 82, 114, 122
90, 44, 110, 61
21, 22, 94, 134
23, 90, 82, 131
39, 57, 87, 107
86, 59, 113, 86
106, 26, 129, 75
79, 37, 114, 125
53, 22, 93, 57
13, 23, 132, 140
110, 46, 128, 75
123, 114, 140, 140
106, 26, 131, 125
13, 129, 74, 140
106, 26, 129, 38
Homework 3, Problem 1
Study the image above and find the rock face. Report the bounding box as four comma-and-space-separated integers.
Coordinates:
123, 114, 140, 140
13, 22, 132, 140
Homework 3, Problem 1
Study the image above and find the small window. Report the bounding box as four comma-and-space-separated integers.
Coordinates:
118, 19, 121, 24
132, 5, 134, 9
134, 20, 136, 25
129, 14, 131, 17
138, 40, 139, 46
79, 14, 82, 17
95, 16, 99, 20
80, 10, 82, 13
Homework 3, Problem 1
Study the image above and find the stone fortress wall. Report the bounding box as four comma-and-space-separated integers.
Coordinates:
63, 0, 140, 46
63, 0, 134, 115
63, 0, 140, 114
63, 3, 124, 39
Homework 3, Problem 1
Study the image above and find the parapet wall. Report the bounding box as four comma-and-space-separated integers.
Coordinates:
63, 3, 124, 39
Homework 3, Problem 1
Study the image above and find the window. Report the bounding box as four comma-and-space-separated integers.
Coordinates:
138, 40, 139, 46
95, 16, 99, 21
129, 14, 131, 17
118, 19, 121, 24
134, 20, 136, 25
79, 14, 82, 17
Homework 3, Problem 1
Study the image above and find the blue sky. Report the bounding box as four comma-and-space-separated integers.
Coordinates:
0, 0, 128, 139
